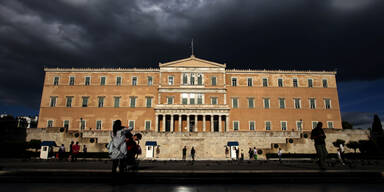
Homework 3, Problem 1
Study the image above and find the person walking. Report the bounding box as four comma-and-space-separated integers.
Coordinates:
248, 148, 254, 160
311, 122, 328, 170
69, 141, 74, 161
278, 148, 283, 163
109, 120, 130, 173
182, 146, 187, 160
225, 147, 229, 158
253, 147, 257, 160
58, 144, 65, 160
83, 145, 87, 154
191, 147, 196, 162
235, 147, 239, 160
72, 142, 80, 161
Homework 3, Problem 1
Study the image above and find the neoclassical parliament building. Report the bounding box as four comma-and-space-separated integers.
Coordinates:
31, 55, 360, 159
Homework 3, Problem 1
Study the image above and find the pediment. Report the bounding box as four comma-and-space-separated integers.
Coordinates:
159, 55, 226, 68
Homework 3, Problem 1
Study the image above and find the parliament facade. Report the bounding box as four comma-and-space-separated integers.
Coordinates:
32, 55, 360, 159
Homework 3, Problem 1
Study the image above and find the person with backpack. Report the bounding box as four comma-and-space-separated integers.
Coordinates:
109, 120, 131, 173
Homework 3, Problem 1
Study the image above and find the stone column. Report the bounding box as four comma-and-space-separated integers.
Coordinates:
219, 115, 222, 132
187, 115, 190, 132
203, 115, 206, 132
194, 115, 198, 132
225, 115, 229, 132
178, 115, 182, 132
170, 114, 174, 132
211, 115, 214, 132
155, 114, 159, 132
162, 114, 166, 132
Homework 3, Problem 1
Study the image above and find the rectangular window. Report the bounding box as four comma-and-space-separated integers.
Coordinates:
50, 96, 57, 107
263, 78, 268, 87
147, 76, 153, 86
190, 73, 195, 85
281, 121, 287, 131
327, 121, 334, 128
82, 97, 89, 107
294, 98, 301, 109
293, 78, 298, 87
85, 77, 90, 86
146, 97, 152, 108
211, 76, 216, 86
182, 98, 188, 104
145, 120, 151, 131
100, 76, 106, 85
69, 76, 75, 86
47, 120, 53, 128
278, 78, 283, 87
114, 97, 120, 108
183, 73, 188, 85
98, 97, 104, 107
128, 120, 135, 129
324, 98, 331, 109
248, 98, 254, 108
63, 120, 69, 129
263, 98, 270, 109
167, 97, 173, 104
309, 98, 316, 109
322, 79, 328, 88
308, 79, 313, 88
80, 119, 86, 130
190, 97, 195, 105
66, 96, 73, 107
96, 120, 102, 130
233, 121, 239, 131
232, 98, 238, 108
312, 121, 318, 129
197, 74, 203, 85
168, 76, 174, 85
265, 121, 271, 130
232, 78, 237, 86
197, 94, 203, 104
296, 121, 303, 131
116, 77, 121, 86
54, 76, 59, 85
130, 97, 136, 108
211, 97, 218, 105
132, 77, 137, 86
247, 78, 253, 87
249, 121, 255, 131
279, 98, 285, 109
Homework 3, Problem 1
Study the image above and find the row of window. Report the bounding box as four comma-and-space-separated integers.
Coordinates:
53, 76, 152, 86
232, 98, 332, 109
231, 77, 328, 88
47, 119, 334, 131
52, 75, 329, 88
49, 95, 332, 109
233, 120, 334, 131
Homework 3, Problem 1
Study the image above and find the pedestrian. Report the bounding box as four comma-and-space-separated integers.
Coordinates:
69, 141, 74, 161
225, 147, 229, 158
191, 147, 196, 161
83, 145, 87, 154
125, 131, 138, 171
248, 147, 253, 160
311, 122, 328, 170
236, 147, 239, 160
156, 146, 160, 158
58, 144, 65, 160
72, 142, 80, 161
337, 148, 345, 166
253, 147, 257, 160
278, 148, 283, 163
182, 146, 187, 160
109, 120, 130, 173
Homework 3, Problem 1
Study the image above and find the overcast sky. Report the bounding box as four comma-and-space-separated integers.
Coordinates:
0, 0, 383, 128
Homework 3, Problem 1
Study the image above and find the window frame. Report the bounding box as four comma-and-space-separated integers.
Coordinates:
294, 98, 301, 109
327, 121, 334, 128
249, 121, 255, 131
85, 76, 91, 86
262, 78, 268, 87
309, 98, 316, 109
146, 97, 152, 108
80, 119, 86, 130
324, 98, 331, 109
130, 97, 136, 108
322, 79, 328, 88
145, 120, 151, 131
293, 78, 298, 88
168, 76, 174, 85
69, 76, 75, 86
263, 98, 270, 109
63, 120, 70, 129
50, 96, 57, 107
231, 77, 237, 87
96, 120, 102, 130
211, 76, 217, 86
211, 97, 218, 105
114, 96, 120, 108
278, 78, 283, 87
66, 96, 73, 108
98, 96, 104, 108
53, 76, 59, 86
233, 121, 240, 131
248, 98, 254, 108
279, 98, 285, 109
265, 121, 271, 131
47, 120, 53, 128
247, 77, 253, 87
147, 76, 153, 86
308, 78, 313, 88
116, 76, 122, 86
100, 76, 106, 86
132, 76, 137, 86
167, 96, 174, 104
128, 120, 135, 130
232, 97, 239, 108
296, 120, 303, 131
312, 121, 319, 129
82, 96, 89, 107
281, 121, 288, 131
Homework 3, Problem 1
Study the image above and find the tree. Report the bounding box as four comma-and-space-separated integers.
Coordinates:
333, 139, 345, 148
346, 141, 360, 153
342, 121, 353, 130
371, 114, 383, 135
27, 140, 41, 152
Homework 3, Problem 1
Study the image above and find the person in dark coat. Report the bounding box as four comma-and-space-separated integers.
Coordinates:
191, 147, 196, 161
311, 122, 328, 169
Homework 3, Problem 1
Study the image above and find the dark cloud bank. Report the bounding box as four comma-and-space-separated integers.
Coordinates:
1, 0, 384, 117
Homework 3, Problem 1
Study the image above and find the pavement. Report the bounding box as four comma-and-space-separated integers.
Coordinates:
0, 158, 383, 184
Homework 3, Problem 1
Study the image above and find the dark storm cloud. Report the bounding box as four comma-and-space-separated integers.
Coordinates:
1, 0, 384, 114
